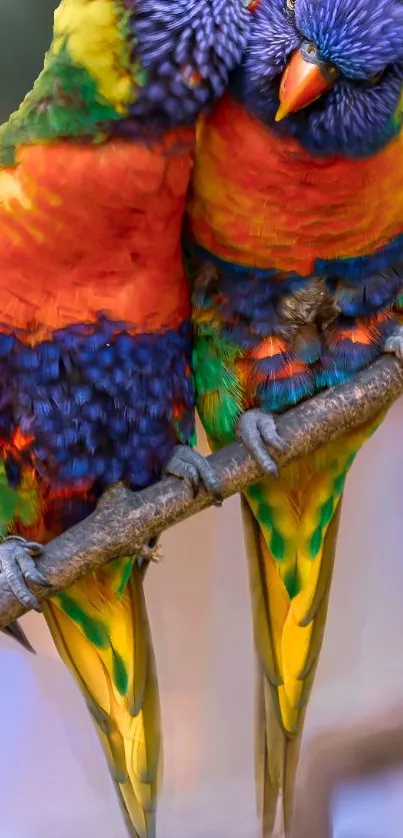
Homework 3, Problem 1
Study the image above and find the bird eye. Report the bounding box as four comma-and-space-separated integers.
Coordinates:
359, 70, 385, 88
369, 71, 384, 85
286, 0, 296, 10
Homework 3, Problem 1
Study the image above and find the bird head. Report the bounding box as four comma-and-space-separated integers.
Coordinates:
236, 0, 403, 156
126, 0, 251, 131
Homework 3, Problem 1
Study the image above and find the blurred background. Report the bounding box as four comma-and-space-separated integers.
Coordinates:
1, 3, 403, 837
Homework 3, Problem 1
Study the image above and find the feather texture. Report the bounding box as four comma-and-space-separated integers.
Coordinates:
188, 6, 403, 831
44, 558, 160, 838
0, 80, 193, 838
0, 0, 250, 834
203, 411, 383, 834
189, 96, 403, 276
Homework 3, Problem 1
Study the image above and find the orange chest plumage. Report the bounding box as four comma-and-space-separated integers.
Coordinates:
0, 129, 194, 337
188, 96, 403, 275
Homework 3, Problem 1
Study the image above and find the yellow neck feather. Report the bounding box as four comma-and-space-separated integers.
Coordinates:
52, 0, 134, 111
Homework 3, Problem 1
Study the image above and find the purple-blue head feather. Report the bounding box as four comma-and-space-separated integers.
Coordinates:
297, 0, 403, 78
117, 0, 250, 134
231, 0, 403, 157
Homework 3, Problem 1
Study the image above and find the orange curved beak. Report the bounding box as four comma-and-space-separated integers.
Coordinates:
275, 48, 337, 122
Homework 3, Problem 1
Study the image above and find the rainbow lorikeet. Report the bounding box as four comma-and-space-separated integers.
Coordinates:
186, 0, 403, 834
0, 0, 250, 835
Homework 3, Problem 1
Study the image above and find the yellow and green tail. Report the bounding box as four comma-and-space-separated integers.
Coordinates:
43, 555, 160, 838
242, 414, 384, 837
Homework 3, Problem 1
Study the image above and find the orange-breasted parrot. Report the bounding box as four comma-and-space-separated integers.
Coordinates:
0, 0, 250, 835
186, 0, 403, 834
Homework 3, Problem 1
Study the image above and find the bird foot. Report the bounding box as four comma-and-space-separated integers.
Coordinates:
236, 409, 285, 476
0, 536, 49, 612
140, 542, 162, 564
164, 444, 223, 505
384, 324, 403, 361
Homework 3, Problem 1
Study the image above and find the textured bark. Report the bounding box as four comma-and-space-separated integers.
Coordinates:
0, 355, 402, 628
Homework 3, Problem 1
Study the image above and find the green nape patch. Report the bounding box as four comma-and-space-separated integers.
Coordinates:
0, 44, 122, 166
56, 591, 109, 648
112, 648, 129, 696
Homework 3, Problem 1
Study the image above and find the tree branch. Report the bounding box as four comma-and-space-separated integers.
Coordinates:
0, 355, 402, 628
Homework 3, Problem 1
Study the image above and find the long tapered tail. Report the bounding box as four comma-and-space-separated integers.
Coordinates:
241, 417, 383, 837
244, 498, 341, 836
2, 620, 36, 654
43, 554, 161, 838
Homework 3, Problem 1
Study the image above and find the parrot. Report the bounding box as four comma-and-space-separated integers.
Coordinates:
185, 0, 403, 834
0, 0, 250, 835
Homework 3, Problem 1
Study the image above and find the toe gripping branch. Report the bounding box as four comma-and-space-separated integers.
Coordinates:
236, 409, 286, 476
0, 536, 48, 612
164, 443, 223, 505
384, 324, 403, 361
0, 355, 402, 624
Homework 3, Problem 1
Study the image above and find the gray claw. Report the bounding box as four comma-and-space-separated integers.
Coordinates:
164, 444, 222, 504
137, 542, 162, 564
0, 536, 48, 612
384, 325, 403, 361
236, 409, 284, 476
